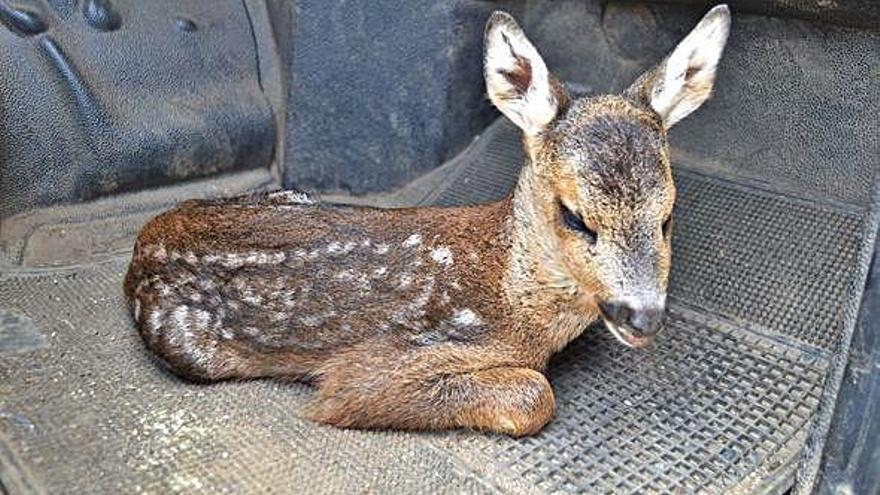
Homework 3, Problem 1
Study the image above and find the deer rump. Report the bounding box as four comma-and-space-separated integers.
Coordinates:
124, 192, 511, 382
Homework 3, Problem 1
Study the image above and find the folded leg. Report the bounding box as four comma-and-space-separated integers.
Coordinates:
306, 365, 555, 437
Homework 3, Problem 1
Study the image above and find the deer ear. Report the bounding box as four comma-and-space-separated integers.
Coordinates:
484, 11, 562, 136
643, 4, 731, 128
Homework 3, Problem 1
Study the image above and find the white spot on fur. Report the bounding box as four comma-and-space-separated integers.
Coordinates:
155, 280, 172, 297
133, 299, 142, 321
299, 311, 336, 328
389, 276, 435, 325
430, 246, 453, 266
174, 274, 196, 287
251, 252, 285, 264
451, 308, 482, 327
148, 310, 164, 332
221, 255, 246, 269
399, 274, 413, 288
280, 290, 297, 308
361, 239, 371, 247
355, 274, 372, 292
169, 251, 198, 264
169, 306, 215, 368
342, 241, 357, 254
299, 315, 321, 327
373, 266, 387, 277
326, 242, 342, 254
403, 234, 422, 248
193, 308, 210, 328
374, 243, 390, 255
215, 251, 285, 268
172, 305, 190, 330
333, 269, 371, 292
147, 244, 167, 261
268, 190, 314, 204
241, 292, 263, 305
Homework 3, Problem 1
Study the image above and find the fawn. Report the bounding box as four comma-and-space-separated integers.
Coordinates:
125, 6, 730, 436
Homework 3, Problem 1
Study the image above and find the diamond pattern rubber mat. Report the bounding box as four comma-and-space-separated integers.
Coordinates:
0, 119, 875, 493
0, 261, 831, 494
0, 262, 494, 494
449, 306, 828, 495
671, 173, 866, 352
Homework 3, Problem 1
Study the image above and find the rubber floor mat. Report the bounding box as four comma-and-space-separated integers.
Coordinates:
446, 305, 828, 494
0, 118, 876, 494
0, 261, 494, 494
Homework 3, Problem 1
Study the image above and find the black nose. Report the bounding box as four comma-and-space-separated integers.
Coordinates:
599, 300, 665, 336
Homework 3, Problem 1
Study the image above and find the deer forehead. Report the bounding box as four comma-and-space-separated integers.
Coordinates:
552, 98, 673, 215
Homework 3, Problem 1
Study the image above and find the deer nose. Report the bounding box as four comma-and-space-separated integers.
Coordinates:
598, 300, 665, 337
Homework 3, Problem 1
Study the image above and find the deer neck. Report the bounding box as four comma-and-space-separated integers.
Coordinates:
502, 158, 597, 353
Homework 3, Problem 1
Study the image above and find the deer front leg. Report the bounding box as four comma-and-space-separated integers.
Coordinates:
305, 366, 556, 437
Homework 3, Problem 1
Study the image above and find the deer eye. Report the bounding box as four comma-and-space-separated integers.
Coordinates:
662, 214, 673, 238
559, 202, 597, 244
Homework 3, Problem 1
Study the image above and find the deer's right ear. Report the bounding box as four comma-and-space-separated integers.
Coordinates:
484, 12, 562, 136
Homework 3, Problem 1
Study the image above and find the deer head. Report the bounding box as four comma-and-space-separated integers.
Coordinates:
486, 5, 730, 348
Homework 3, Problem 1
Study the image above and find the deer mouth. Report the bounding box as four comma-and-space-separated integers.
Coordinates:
602, 320, 654, 348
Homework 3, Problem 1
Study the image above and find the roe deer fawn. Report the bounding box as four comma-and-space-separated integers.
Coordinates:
125, 5, 730, 436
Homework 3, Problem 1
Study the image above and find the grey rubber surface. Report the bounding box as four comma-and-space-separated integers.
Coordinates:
0, 118, 877, 494
0, 168, 275, 269
0, 1, 276, 218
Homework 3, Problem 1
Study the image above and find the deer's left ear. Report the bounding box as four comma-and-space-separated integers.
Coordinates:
484, 11, 566, 136
638, 4, 731, 128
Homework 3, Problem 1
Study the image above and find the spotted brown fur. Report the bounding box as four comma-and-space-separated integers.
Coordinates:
125, 6, 730, 436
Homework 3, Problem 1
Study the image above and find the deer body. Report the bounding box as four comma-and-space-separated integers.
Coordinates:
125, 6, 731, 436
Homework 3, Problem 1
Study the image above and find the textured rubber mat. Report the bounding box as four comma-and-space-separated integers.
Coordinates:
0, 118, 875, 493
0, 168, 275, 269
670, 174, 866, 352
0, 257, 834, 494
450, 305, 828, 495
0, 262, 493, 494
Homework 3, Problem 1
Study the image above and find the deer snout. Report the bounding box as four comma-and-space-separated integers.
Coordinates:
598, 298, 666, 348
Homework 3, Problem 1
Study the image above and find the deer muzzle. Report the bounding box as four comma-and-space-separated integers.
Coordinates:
598, 296, 666, 348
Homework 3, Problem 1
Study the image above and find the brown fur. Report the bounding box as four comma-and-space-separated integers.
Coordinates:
124, 8, 728, 436
125, 194, 559, 435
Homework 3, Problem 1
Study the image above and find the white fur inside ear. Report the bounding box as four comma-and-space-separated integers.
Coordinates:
651, 4, 730, 128
484, 12, 558, 136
